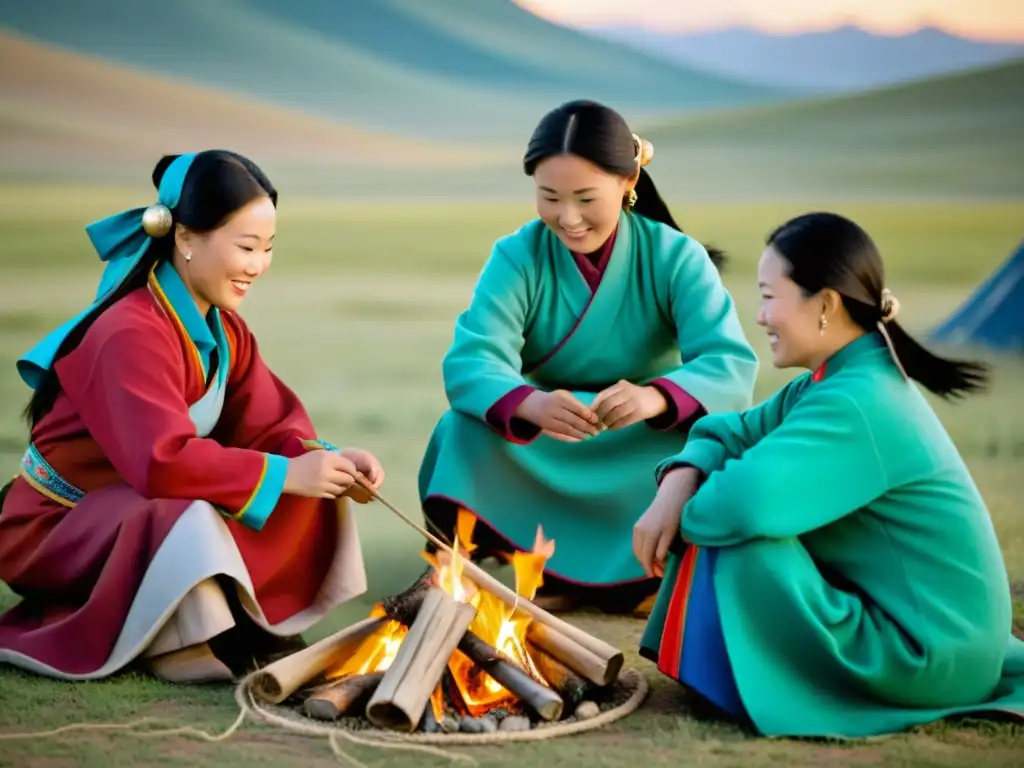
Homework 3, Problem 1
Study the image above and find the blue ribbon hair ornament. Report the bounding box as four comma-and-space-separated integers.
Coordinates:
16, 153, 198, 390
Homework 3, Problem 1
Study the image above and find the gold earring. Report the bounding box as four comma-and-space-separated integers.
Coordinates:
819, 315, 828, 334
626, 188, 638, 208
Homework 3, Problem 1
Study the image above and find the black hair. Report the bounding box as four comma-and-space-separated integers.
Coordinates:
23, 149, 277, 430
522, 99, 724, 270
766, 211, 988, 400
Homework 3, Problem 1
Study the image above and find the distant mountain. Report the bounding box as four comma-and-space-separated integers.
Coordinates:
0, 0, 784, 141
586, 25, 1024, 92
633, 59, 1024, 201
5, 12, 1020, 202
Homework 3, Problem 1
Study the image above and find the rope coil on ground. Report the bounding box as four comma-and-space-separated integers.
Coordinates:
241, 667, 649, 747
0, 668, 649, 765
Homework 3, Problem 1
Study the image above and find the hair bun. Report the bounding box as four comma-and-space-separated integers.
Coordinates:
880, 288, 900, 323
632, 133, 654, 166
639, 138, 654, 166
151, 154, 182, 189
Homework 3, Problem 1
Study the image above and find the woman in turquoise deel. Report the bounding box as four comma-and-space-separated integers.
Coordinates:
418, 100, 759, 615
636, 211, 1024, 737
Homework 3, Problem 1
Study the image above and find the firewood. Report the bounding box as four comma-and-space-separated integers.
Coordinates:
365, 587, 476, 732
382, 584, 563, 721
441, 666, 467, 716
526, 622, 621, 687
250, 616, 386, 704
465, 566, 623, 684
302, 671, 386, 721
380, 569, 433, 625
456, 631, 564, 721
381, 577, 619, 689
353, 477, 624, 681
526, 641, 589, 709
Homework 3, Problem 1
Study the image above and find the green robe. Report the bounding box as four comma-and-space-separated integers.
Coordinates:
641, 332, 1024, 737
418, 211, 758, 585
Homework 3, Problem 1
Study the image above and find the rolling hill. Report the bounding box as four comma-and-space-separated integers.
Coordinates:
632, 60, 1024, 202
2, 27, 1021, 202
0, 0, 782, 141
0, 31, 517, 195
590, 25, 1024, 93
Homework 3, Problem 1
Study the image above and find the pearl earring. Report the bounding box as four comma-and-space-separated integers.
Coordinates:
184, 252, 192, 262
819, 315, 828, 334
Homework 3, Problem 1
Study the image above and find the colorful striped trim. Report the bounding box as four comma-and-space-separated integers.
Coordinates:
147, 264, 208, 387
222, 316, 237, 376
657, 545, 701, 680
233, 454, 269, 520
19, 443, 83, 508
231, 453, 289, 531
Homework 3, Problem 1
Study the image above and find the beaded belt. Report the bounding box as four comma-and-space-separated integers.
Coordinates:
20, 442, 84, 507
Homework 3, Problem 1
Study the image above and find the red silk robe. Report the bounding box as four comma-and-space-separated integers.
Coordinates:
0, 269, 364, 677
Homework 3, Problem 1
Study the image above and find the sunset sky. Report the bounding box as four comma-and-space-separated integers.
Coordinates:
515, 0, 1024, 42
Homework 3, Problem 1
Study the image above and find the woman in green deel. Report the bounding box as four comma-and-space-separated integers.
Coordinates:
636, 211, 1024, 737
418, 100, 758, 615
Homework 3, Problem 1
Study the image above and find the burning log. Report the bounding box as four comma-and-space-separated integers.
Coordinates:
526, 622, 621, 687
302, 671, 386, 721
250, 616, 386, 704
526, 641, 589, 709
440, 666, 468, 716
383, 577, 564, 722
471, 570, 624, 686
365, 587, 476, 732
382, 568, 607, 710
352, 477, 624, 686
457, 633, 564, 722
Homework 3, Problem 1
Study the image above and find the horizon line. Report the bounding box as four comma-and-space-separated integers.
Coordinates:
510, 5, 1024, 46
571, 21, 1024, 45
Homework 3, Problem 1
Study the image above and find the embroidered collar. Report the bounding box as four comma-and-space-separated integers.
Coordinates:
149, 260, 228, 387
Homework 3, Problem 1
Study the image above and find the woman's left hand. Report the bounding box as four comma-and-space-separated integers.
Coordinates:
592, 381, 668, 430
633, 466, 700, 577
339, 447, 385, 504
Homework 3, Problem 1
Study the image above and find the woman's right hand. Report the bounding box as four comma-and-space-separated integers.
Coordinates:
515, 389, 601, 442
283, 450, 359, 499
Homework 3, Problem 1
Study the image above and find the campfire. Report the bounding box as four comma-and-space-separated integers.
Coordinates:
249, 509, 629, 735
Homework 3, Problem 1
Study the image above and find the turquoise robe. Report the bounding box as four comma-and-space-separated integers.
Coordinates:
641, 332, 1024, 737
418, 211, 758, 586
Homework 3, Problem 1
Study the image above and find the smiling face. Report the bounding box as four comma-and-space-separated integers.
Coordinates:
532, 153, 632, 254
175, 195, 276, 314
756, 245, 832, 370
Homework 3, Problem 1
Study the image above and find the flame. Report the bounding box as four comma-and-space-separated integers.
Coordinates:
439, 509, 556, 716
325, 507, 557, 720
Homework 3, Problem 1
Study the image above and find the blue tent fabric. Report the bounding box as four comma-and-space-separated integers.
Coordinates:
930, 238, 1024, 353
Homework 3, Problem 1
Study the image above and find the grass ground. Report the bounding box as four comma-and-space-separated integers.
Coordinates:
0, 189, 1022, 766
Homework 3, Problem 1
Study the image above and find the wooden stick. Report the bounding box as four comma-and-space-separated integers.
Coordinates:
250, 616, 386, 704
526, 640, 590, 709
380, 561, 606, 700
302, 671, 386, 721
365, 587, 476, 732
380, 583, 561, 720
457, 632, 563, 722
355, 475, 624, 681
526, 622, 620, 687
